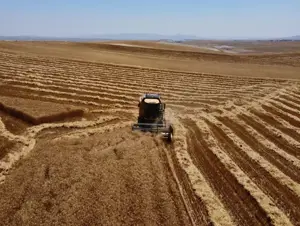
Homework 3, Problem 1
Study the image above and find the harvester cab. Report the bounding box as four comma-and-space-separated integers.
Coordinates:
132, 93, 173, 142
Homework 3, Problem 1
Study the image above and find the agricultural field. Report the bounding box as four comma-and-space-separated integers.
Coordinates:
0, 41, 300, 225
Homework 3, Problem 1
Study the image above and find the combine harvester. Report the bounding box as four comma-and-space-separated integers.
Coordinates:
132, 93, 174, 142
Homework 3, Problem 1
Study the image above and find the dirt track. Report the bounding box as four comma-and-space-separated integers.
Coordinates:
1, 42, 300, 225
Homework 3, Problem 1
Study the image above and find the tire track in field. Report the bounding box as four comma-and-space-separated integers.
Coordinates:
164, 143, 211, 225
184, 118, 270, 226
169, 114, 234, 226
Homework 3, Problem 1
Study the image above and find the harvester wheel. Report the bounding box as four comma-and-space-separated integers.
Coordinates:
167, 125, 174, 142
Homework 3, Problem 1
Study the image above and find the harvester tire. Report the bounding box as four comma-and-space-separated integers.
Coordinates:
167, 125, 174, 142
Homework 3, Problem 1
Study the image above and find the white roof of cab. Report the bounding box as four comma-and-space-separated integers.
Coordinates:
144, 98, 160, 104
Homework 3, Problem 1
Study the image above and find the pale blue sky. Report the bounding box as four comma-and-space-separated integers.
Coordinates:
0, 0, 299, 38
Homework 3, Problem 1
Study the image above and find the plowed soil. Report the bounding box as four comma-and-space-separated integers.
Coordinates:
0, 41, 300, 226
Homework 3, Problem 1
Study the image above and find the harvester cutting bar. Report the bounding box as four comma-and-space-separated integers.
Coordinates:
132, 123, 169, 133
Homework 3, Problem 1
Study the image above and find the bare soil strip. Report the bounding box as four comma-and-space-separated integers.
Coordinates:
273, 97, 300, 112
233, 115, 300, 170
253, 106, 299, 132
218, 116, 300, 182
251, 108, 300, 143
287, 92, 300, 100
169, 115, 235, 226
162, 143, 211, 226
205, 119, 300, 225
184, 118, 271, 226
281, 94, 300, 106
196, 119, 293, 226
239, 114, 300, 158
268, 101, 300, 125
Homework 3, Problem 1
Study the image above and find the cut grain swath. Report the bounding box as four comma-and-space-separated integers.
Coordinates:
184, 119, 271, 226
239, 114, 300, 159
250, 109, 300, 145
217, 116, 300, 183
272, 97, 300, 113
196, 119, 292, 226
262, 104, 300, 128
205, 118, 300, 225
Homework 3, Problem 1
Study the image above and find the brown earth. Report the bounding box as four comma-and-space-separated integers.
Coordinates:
0, 136, 16, 160
0, 96, 84, 125
0, 41, 299, 79
0, 41, 300, 225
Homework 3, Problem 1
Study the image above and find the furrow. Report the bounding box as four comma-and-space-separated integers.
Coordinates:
205, 117, 300, 225
184, 118, 270, 226
0, 72, 218, 99
196, 119, 292, 226
263, 103, 300, 128
217, 116, 300, 183
170, 115, 235, 226
272, 97, 300, 112
0, 63, 267, 95
239, 113, 300, 159
1, 75, 228, 104
251, 109, 300, 145
5, 84, 134, 106
3, 79, 138, 102
286, 92, 300, 101
268, 100, 300, 124
280, 94, 300, 106
0, 88, 104, 107
234, 115, 300, 169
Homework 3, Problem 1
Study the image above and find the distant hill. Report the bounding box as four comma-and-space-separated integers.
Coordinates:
264, 35, 300, 41
0, 36, 99, 41
0, 34, 299, 41
283, 35, 300, 40
0, 33, 200, 41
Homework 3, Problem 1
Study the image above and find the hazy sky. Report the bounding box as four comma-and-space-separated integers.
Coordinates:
0, 0, 299, 38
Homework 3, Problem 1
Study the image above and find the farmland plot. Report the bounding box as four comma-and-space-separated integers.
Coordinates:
0, 49, 300, 225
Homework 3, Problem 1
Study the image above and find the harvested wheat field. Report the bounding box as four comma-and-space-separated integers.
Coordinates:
0, 41, 300, 226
